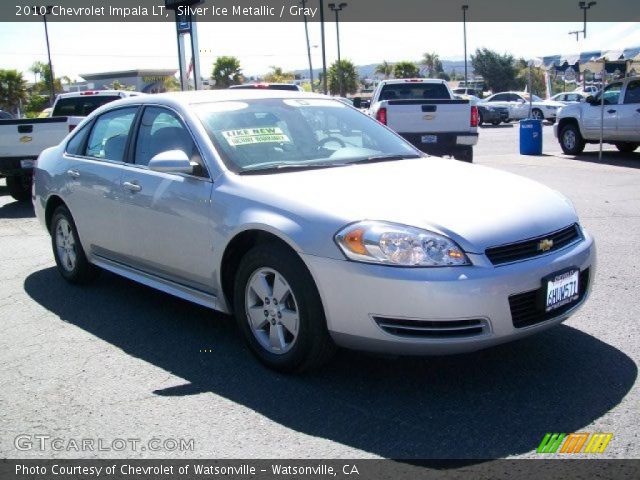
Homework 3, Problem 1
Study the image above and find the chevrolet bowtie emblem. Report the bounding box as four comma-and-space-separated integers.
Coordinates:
538, 238, 554, 252
423, 114, 435, 120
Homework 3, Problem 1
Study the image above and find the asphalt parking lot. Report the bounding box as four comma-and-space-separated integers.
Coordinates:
1, 124, 638, 460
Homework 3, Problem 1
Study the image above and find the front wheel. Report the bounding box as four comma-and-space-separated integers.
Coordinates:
615, 142, 638, 153
6, 174, 31, 202
233, 243, 335, 372
559, 124, 585, 155
453, 147, 473, 163
51, 206, 97, 284
531, 109, 544, 121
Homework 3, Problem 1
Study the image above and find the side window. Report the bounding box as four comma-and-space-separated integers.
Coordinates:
623, 81, 640, 104
489, 94, 506, 102
134, 107, 202, 171
509, 94, 524, 102
598, 83, 622, 105
65, 122, 91, 156
85, 107, 137, 161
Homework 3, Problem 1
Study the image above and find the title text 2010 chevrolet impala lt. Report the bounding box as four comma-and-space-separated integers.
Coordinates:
33, 91, 596, 372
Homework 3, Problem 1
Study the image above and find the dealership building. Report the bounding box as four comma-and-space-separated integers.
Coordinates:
74, 69, 179, 93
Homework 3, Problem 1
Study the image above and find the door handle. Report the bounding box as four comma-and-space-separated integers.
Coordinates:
67, 169, 80, 178
607, 109, 617, 114
123, 181, 141, 192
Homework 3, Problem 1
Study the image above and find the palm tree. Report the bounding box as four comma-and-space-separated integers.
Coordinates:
211, 56, 243, 89
327, 59, 358, 96
393, 61, 420, 79
375, 61, 393, 79
421, 52, 442, 77
264, 66, 294, 83
29, 61, 46, 83
0, 69, 27, 113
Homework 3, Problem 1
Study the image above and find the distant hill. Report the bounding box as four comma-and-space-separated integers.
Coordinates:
291, 60, 474, 79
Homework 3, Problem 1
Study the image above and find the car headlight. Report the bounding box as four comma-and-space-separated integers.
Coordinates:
335, 221, 470, 267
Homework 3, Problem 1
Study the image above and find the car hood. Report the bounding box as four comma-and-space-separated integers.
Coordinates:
236, 158, 578, 253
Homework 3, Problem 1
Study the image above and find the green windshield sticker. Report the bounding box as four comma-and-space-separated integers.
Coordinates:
221, 127, 290, 146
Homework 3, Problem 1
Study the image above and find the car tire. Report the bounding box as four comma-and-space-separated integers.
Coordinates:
453, 147, 473, 163
491, 120, 500, 126
477, 111, 484, 126
531, 109, 544, 121
50, 206, 97, 284
6, 174, 31, 202
559, 123, 585, 155
233, 243, 336, 372
615, 143, 638, 153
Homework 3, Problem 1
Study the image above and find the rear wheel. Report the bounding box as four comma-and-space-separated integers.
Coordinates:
615, 143, 638, 153
6, 174, 31, 202
559, 123, 585, 155
50, 206, 97, 284
233, 243, 335, 372
477, 111, 484, 126
491, 120, 500, 126
453, 147, 473, 163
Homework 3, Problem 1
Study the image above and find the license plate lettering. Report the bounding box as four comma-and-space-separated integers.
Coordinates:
421, 135, 437, 144
545, 270, 579, 312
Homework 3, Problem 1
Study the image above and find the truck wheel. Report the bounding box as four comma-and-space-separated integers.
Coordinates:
234, 243, 336, 372
6, 175, 31, 202
453, 147, 473, 163
615, 143, 638, 153
559, 124, 585, 155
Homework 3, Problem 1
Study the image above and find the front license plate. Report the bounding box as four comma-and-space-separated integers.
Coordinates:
421, 135, 438, 144
545, 269, 580, 312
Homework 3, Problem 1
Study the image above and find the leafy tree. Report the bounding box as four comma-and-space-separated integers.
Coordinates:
0, 69, 27, 113
421, 52, 444, 77
263, 66, 294, 83
375, 60, 393, 79
437, 71, 451, 81
29, 61, 47, 83
212, 56, 243, 88
393, 61, 419, 79
109, 80, 135, 91
327, 59, 358, 96
516, 59, 546, 97
471, 48, 519, 93
162, 76, 181, 92
25, 94, 49, 116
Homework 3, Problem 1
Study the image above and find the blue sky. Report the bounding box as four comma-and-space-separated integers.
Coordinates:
0, 22, 638, 80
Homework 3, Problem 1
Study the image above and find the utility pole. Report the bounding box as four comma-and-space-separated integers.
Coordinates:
329, 3, 347, 96
319, 0, 328, 94
301, 0, 315, 91
43, 6, 56, 107
579, 1, 597, 39
462, 5, 469, 90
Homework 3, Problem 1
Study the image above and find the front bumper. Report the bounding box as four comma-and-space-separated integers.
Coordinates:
302, 231, 595, 355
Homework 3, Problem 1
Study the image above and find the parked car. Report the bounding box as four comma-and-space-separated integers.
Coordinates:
478, 104, 510, 126
550, 92, 588, 104
229, 83, 303, 92
368, 79, 478, 162
0, 109, 14, 120
33, 89, 595, 372
0, 90, 140, 201
556, 77, 640, 155
480, 92, 564, 123
574, 85, 599, 95
452, 87, 481, 98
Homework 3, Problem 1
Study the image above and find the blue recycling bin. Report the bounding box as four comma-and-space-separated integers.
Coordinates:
519, 119, 543, 155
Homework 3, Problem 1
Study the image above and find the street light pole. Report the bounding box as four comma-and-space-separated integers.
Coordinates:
328, 3, 347, 96
300, 0, 315, 91
462, 5, 468, 90
579, 1, 596, 39
43, 6, 56, 107
319, 0, 328, 94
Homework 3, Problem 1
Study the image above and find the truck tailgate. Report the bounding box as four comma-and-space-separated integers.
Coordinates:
0, 117, 69, 158
384, 99, 471, 133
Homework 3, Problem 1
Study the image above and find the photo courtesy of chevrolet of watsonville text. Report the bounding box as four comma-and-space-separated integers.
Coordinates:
0, 0, 638, 477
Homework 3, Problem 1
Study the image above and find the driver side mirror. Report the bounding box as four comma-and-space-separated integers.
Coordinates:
148, 150, 193, 174
352, 97, 362, 109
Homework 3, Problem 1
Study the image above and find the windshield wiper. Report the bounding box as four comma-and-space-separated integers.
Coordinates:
347, 154, 422, 165
240, 162, 349, 175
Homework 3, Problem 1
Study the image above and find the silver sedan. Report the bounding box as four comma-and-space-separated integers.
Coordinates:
33, 90, 596, 372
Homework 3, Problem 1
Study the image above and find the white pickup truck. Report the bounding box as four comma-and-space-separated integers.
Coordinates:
555, 77, 640, 155
367, 79, 478, 162
0, 90, 139, 201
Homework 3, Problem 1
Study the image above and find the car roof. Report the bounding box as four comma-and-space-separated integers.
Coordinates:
118, 89, 328, 105
379, 78, 447, 85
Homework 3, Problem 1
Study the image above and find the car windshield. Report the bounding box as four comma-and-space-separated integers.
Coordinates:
520, 93, 543, 102
194, 98, 421, 173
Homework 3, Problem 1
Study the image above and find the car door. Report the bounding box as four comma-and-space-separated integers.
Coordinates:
617, 80, 640, 141
582, 82, 622, 140
62, 106, 138, 259
117, 105, 215, 293
510, 94, 529, 119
